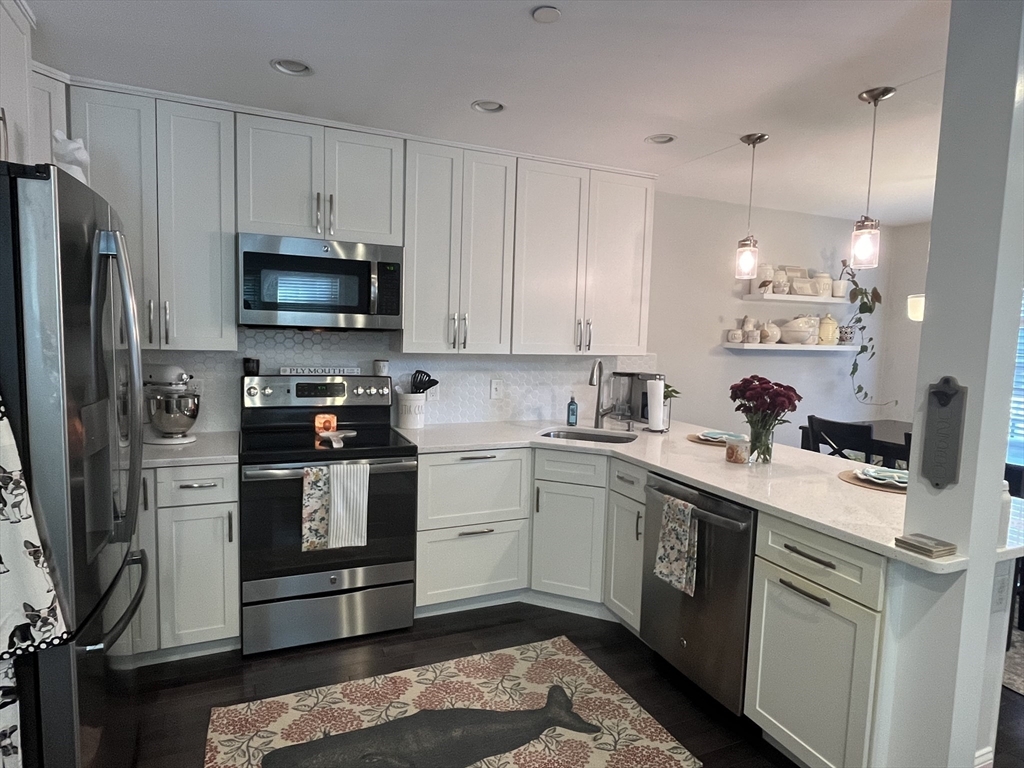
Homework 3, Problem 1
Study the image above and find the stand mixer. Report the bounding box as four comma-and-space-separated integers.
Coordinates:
143, 364, 201, 445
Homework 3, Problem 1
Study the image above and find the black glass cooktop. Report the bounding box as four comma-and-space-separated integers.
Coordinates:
240, 420, 417, 465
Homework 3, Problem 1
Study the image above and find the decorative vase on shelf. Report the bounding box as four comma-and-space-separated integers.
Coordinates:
832, 279, 851, 298
728, 375, 803, 466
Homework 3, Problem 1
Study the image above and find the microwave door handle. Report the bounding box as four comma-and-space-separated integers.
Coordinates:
369, 262, 379, 315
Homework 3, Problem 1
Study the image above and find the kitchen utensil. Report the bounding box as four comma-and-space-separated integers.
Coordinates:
422, 378, 439, 392
411, 370, 432, 394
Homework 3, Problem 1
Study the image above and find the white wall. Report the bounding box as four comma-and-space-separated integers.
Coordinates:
877, 222, 931, 420
648, 193, 893, 447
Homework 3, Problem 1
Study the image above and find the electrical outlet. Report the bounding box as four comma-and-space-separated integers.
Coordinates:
427, 383, 440, 402
490, 379, 504, 400
190, 377, 204, 396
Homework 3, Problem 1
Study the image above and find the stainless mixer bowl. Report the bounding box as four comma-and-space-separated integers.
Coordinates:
146, 391, 200, 437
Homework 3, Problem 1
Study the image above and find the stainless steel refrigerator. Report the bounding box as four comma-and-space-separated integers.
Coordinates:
0, 162, 148, 767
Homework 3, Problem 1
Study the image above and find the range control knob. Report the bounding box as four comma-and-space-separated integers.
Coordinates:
380, 387, 390, 396
368, 386, 378, 396
262, 386, 274, 396
353, 386, 365, 396
245, 385, 259, 397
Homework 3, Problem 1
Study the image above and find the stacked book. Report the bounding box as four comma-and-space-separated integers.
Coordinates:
895, 533, 958, 558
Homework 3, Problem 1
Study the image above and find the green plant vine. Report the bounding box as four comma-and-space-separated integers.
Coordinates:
839, 259, 896, 406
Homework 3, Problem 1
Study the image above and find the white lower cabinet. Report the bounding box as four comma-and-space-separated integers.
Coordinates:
603, 490, 644, 630
745, 555, 880, 768
156, 501, 239, 648
417, 519, 530, 606
417, 449, 531, 530
531, 479, 606, 602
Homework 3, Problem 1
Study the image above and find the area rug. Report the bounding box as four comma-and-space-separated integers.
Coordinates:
1006, 604, 1024, 697
205, 635, 701, 768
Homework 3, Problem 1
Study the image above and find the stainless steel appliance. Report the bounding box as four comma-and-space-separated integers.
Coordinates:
239, 375, 417, 654
610, 371, 668, 425
143, 363, 200, 445
640, 473, 756, 715
0, 162, 148, 767
238, 232, 403, 331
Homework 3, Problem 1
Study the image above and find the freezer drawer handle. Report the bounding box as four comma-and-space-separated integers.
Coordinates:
457, 528, 495, 537
82, 550, 149, 654
180, 481, 218, 489
783, 543, 837, 570
780, 578, 831, 607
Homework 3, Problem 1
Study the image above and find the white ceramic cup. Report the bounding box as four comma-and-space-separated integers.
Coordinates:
397, 393, 425, 429
373, 359, 390, 376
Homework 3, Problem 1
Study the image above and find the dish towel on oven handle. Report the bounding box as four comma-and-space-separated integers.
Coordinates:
300, 464, 369, 550
1, 392, 70, 768
653, 495, 699, 596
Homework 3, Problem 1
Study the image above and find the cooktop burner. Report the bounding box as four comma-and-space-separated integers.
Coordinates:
239, 375, 417, 465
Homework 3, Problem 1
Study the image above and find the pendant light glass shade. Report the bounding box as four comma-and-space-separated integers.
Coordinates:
735, 133, 768, 279
735, 236, 759, 279
851, 87, 895, 269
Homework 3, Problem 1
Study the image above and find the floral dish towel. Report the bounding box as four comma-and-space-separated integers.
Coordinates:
300, 467, 330, 551
654, 496, 699, 596
1, 393, 70, 768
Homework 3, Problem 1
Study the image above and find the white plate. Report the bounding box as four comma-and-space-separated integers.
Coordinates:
699, 430, 746, 443
856, 466, 908, 487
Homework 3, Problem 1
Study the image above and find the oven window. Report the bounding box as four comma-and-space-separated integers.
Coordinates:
242, 251, 371, 314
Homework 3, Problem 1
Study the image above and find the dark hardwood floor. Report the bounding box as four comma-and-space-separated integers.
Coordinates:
134, 602, 1024, 768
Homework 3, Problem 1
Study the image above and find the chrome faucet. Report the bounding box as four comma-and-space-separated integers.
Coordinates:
589, 359, 614, 428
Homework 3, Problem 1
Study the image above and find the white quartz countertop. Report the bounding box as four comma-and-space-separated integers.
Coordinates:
142, 431, 239, 469
398, 420, 1023, 574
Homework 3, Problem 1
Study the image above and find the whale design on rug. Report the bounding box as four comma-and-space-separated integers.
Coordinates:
260, 684, 600, 768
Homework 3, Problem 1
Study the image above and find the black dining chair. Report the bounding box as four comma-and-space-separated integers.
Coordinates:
1007, 464, 1023, 646
806, 416, 876, 464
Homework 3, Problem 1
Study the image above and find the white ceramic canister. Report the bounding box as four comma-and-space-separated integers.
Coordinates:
760, 321, 781, 344
818, 313, 839, 345
727, 329, 744, 343
397, 393, 426, 429
812, 274, 833, 297
772, 270, 791, 295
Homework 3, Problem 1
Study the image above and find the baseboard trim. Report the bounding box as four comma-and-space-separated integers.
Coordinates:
112, 637, 241, 668
415, 590, 619, 623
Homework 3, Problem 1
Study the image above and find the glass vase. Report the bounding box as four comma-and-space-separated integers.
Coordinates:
748, 421, 775, 465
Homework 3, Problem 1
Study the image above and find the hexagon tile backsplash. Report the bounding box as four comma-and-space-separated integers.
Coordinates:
143, 329, 657, 433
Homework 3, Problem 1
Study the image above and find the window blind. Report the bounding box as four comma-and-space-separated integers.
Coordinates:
1008, 293, 1024, 466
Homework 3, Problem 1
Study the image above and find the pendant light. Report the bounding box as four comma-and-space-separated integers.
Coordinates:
735, 133, 769, 279
851, 86, 896, 269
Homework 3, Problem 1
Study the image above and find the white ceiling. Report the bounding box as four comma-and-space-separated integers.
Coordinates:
30, 0, 949, 225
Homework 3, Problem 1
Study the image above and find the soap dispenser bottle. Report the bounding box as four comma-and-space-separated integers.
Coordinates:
567, 395, 578, 427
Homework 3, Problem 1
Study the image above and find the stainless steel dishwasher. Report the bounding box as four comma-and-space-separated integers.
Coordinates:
640, 473, 756, 715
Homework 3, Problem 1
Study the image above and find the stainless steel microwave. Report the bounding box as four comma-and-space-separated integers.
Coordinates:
238, 233, 403, 330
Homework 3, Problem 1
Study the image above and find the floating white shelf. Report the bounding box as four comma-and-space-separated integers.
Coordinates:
722, 343, 857, 352
742, 292, 848, 305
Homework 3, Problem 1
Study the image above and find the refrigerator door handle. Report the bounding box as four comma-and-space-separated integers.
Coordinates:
96, 230, 144, 542
82, 550, 148, 655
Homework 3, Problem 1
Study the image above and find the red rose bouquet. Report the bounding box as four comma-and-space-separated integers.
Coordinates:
729, 375, 802, 463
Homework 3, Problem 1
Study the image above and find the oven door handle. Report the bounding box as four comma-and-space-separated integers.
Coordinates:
242, 459, 418, 481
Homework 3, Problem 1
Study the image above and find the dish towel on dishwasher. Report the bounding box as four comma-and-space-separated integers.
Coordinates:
654, 496, 699, 596
300, 464, 370, 549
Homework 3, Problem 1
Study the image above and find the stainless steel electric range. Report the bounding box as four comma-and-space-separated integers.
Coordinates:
238, 375, 417, 654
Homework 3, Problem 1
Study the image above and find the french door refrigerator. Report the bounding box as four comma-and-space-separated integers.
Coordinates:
0, 162, 148, 767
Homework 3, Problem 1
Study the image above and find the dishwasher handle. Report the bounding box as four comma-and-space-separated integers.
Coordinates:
645, 486, 751, 532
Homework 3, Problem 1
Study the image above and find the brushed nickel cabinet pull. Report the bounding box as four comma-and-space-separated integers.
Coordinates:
586, 319, 593, 351
635, 510, 642, 541
180, 481, 218, 489
780, 578, 831, 607
451, 313, 458, 349
535, 486, 540, 514
616, 472, 637, 485
328, 193, 335, 236
142, 477, 148, 511
164, 301, 170, 345
147, 300, 154, 344
783, 543, 837, 569
457, 528, 495, 537
576, 319, 583, 351
0, 108, 8, 161
459, 454, 497, 461
461, 314, 468, 349
228, 510, 233, 543
315, 192, 322, 234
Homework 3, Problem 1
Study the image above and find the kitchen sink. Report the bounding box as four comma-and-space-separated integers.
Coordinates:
539, 429, 638, 444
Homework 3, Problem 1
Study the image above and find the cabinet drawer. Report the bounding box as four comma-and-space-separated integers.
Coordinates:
609, 459, 646, 503
418, 449, 532, 530
534, 449, 608, 487
757, 515, 885, 611
416, 519, 530, 606
156, 464, 238, 508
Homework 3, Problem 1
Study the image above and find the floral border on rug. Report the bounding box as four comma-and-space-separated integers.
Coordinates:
205, 635, 701, 768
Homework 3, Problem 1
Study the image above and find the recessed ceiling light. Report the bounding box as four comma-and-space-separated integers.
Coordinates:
471, 100, 505, 114
532, 5, 561, 23
271, 59, 312, 76
645, 134, 676, 145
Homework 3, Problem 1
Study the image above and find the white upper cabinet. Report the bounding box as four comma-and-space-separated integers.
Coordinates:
402, 142, 515, 354
237, 115, 404, 245
403, 142, 463, 353
325, 127, 403, 245
70, 87, 160, 348
0, 0, 32, 164
156, 101, 236, 351
236, 114, 324, 239
512, 160, 589, 355
29, 71, 65, 164
584, 171, 653, 355
459, 151, 516, 354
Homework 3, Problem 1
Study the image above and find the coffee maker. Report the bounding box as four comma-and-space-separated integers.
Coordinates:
609, 372, 669, 426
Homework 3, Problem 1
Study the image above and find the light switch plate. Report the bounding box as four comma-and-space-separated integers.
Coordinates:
427, 383, 440, 402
